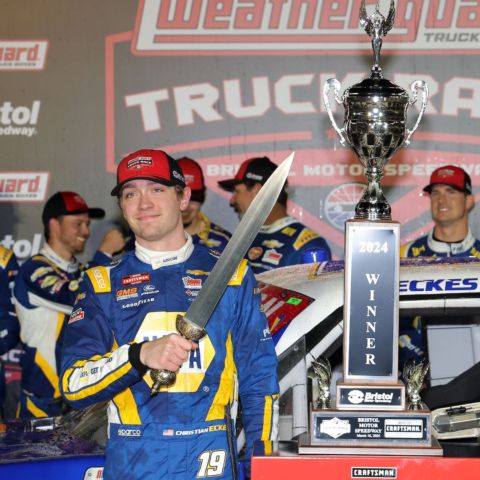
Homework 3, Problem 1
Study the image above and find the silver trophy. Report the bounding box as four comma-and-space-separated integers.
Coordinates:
403, 358, 430, 410
309, 356, 332, 409
323, 0, 428, 221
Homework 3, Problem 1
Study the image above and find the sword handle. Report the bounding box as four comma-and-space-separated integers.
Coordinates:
149, 314, 207, 395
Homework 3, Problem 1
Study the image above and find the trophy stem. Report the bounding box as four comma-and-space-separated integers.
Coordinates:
354, 167, 391, 221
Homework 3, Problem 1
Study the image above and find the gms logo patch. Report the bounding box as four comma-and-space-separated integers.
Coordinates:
116, 287, 138, 301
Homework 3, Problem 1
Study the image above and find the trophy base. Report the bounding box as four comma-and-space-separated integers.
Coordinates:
298, 433, 443, 456
309, 407, 435, 449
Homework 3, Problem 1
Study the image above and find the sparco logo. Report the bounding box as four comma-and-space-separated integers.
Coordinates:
0, 101, 40, 137
133, 0, 480, 52
352, 467, 397, 478
0, 40, 48, 70
0, 172, 49, 203
118, 428, 142, 437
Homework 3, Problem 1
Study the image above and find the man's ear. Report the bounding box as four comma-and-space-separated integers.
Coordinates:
180, 186, 192, 211
253, 183, 263, 195
49, 217, 61, 238
467, 194, 475, 212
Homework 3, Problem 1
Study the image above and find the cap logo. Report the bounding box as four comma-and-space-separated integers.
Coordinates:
127, 156, 153, 169
172, 170, 185, 182
185, 174, 194, 183
246, 172, 263, 181
436, 168, 455, 178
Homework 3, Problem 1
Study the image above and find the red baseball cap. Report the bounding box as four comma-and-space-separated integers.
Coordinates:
177, 157, 206, 203
111, 149, 185, 196
217, 156, 277, 192
42, 191, 105, 226
423, 165, 472, 194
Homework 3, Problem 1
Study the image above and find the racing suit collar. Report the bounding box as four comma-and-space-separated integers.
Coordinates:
427, 228, 476, 255
135, 233, 194, 269
259, 216, 295, 234
41, 243, 79, 273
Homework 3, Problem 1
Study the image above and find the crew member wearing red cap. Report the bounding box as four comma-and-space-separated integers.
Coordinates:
399, 165, 479, 373
177, 157, 231, 251
218, 156, 331, 274
401, 165, 479, 258
14, 191, 125, 418
60, 149, 279, 480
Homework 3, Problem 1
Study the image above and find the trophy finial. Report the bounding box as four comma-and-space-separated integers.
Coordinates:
359, 0, 396, 73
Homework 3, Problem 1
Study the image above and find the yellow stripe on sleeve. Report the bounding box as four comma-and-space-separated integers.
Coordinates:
0, 246, 13, 269
63, 361, 133, 402
86, 266, 111, 293
228, 259, 248, 286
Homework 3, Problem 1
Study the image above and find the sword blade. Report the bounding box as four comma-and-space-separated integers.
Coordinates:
185, 152, 294, 328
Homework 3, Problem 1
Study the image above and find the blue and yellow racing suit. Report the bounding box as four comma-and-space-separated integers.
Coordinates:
246, 216, 331, 274
60, 236, 279, 480
191, 211, 231, 251
13, 243, 111, 418
400, 229, 480, 258
0, 246, 19, 415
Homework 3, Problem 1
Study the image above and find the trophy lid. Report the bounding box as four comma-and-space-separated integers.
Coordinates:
347, 71, 408, 99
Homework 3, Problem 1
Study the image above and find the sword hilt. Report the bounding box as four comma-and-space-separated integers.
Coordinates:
149, 314, 207, 394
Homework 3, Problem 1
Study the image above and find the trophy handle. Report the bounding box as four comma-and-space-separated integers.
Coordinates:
405, 80, 428, 146
323, 78, 348, 146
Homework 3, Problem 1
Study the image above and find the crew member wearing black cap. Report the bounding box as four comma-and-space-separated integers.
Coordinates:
218, 156, 331, 274
177, 157, 231, 251
401, 165, 479, 258
13, 191, 125, 418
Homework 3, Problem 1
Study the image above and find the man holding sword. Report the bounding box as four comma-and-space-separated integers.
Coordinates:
60, 149, 283, 480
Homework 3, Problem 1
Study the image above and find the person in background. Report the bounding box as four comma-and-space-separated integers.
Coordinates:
14, 191, 125, 418
0, 246, 19, 419
177, 157, 231, 251
400, 165, 479, 370
401, 165, 479, 258
218, 156, 331, 274
60, 149, 279, 480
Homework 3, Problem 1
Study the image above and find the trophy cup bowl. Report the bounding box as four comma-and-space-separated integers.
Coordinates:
323, 1, 428, 222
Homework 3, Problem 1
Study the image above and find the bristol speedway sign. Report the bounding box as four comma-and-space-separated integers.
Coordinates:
104, 0, 480, 256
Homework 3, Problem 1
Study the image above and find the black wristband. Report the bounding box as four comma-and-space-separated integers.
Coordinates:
128, 342, 148, 376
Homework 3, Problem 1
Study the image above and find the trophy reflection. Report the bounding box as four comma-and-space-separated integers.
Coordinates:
323, 0, 428, 221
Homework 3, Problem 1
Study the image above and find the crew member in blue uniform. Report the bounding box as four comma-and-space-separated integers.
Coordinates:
400, 165, 479, 370
60, 149, 279, 480
177, 157, 231, 251
218, 156, 331, 273
14, 191, 125, 418
401, 165, 480, 258
0, 246, 19, 418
